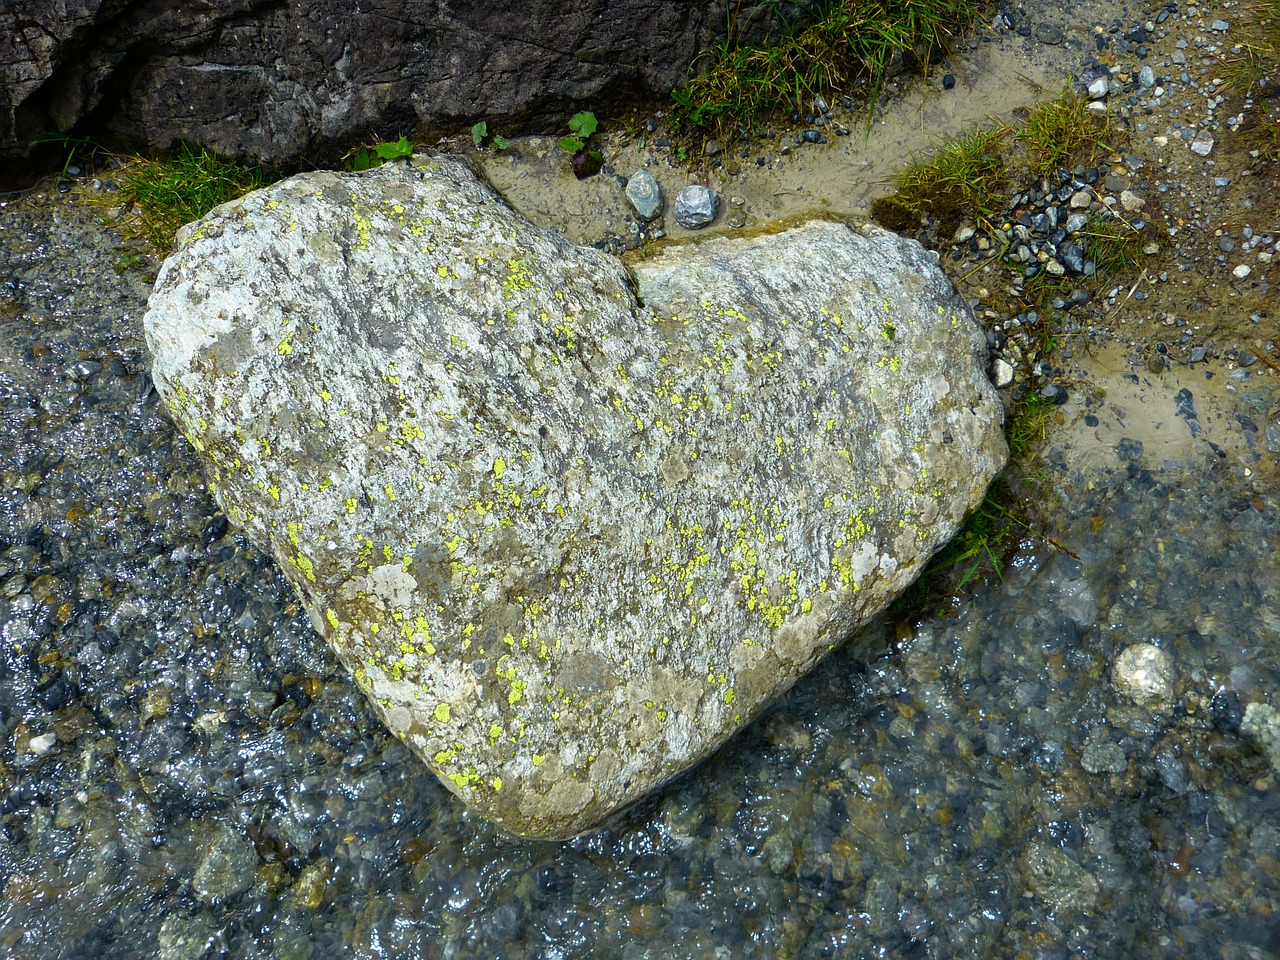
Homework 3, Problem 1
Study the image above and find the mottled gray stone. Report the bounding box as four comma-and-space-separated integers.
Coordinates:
1242, 702, 1280, 772
144, 155, 1006, 838
192, 827, 258, 903
673, 185, 719, 229
625, 169, 663, 221
1081, 741, 1127, 774
1022, 841, 1100, 911
1113, 643, 1174, 705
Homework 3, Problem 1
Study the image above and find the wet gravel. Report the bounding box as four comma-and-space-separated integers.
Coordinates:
3, 165, 1280, 958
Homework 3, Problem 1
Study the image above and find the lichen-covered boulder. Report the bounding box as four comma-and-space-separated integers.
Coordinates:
143, 156, 1006, 839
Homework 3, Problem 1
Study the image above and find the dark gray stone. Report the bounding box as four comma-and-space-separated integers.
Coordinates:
673, 185, 720, 229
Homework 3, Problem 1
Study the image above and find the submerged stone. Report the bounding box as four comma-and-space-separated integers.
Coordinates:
144, 156, 1006, 838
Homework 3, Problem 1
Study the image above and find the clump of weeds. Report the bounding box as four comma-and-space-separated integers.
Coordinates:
1014, 90, 1112, 178
889, 391, 1066, 618
28, 137, 279, 254
870, 123, 1010, 236
1217, 1, 1280, 161
1219, 0, 1279, 92
109, 142, 278, 251
672, 0, 986, 140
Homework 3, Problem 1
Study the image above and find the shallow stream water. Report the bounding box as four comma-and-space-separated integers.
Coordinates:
2, 164, 1279, 959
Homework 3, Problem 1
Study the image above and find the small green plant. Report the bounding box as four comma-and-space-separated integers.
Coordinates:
558, 111, 603, 179
471, 121, 510, 150
1015, 91, 1111, 178
111, 142, 276, 251
346, 136, 414, 171
871, 123, 1009, 235
671, 0, 986, 138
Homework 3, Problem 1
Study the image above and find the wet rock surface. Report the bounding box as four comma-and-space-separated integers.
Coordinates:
143, 156, 1004, 837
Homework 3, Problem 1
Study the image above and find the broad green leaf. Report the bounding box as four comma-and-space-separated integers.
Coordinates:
568, 111, 597, 138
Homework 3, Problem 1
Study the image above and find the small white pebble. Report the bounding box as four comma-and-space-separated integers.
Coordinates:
1233, 264, 1251, 278
27, 732, 57, 756
1114, 644, 1174, 704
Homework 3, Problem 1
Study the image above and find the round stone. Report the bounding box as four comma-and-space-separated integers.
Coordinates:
673, 185, 719, 229
990, 358, 1015, 388
1113, 643, 1174, 705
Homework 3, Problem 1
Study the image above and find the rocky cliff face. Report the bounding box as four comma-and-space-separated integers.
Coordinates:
2, 0, 792, 170
142, 155, 1006, 838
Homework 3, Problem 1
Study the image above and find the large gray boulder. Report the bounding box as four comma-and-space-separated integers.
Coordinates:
1, 0, 789, 167
143, 156, 1006, 838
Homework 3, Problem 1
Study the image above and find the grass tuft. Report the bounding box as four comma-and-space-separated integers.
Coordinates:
1080, 214, 1145, 280
674, 0, 986, 137
889, 392, 1061, 616
1014, 91, 1111, 178
1247, 99, 1280, 160
872, 124, 1010, 235
1219, 0, 1280, 93
1218, 1, 1280, 161
112, 143, 276, 251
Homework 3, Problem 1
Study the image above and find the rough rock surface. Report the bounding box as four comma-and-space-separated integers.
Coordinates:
1, 0, 788, 167
143, 156, 1006, 838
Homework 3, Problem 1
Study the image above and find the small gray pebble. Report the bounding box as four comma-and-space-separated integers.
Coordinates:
624, 170, 663, 222
673, 185, 719, 229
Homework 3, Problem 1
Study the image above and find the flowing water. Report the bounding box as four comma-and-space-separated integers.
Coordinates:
2, 167, 1279, 960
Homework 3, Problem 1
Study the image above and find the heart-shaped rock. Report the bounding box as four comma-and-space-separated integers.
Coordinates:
144, 156, 1005, 838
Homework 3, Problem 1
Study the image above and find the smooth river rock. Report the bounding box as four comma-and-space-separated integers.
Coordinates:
143, 155, 1006, 838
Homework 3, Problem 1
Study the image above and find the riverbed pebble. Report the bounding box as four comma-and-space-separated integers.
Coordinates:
1241, 703, 1280, 771
624, 169, 663, 221
1114, 644, 1175, 704
673, 185, 719, 229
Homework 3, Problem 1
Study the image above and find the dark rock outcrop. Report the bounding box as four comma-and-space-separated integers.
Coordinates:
1, 0, 793, 171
